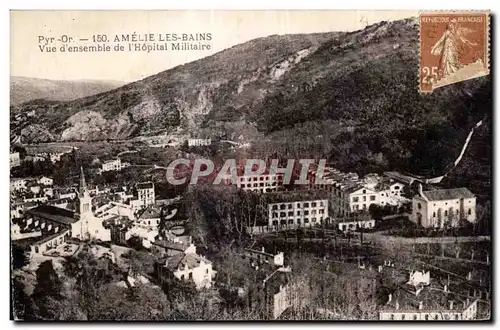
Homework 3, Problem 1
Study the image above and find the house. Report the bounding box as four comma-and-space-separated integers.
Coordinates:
347, 186, 379, 212
410, 186, 476, 228
151, 239, 196, 258
137, 205, 162, 230
236, 174, 283, 194
125, 226, 158, 248
337, 218, 376, 232
11, 178, 28, 191
187, 138, 211, 147
10, 152, 21, 168
244, 247, 284, 267
136, 182, 155, 208
94, 201, 135, 221
379, 269, 479, 320
100, 158, 123, 173
268, 199, 328, 227
23, 193, 48, 204
156, 252, 215, 289
38, 176, 54, 186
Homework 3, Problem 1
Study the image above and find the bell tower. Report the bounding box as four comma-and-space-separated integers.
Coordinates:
77, 166, 93, 239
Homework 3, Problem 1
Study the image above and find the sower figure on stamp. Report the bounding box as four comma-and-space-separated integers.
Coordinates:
431, 21, 478, 78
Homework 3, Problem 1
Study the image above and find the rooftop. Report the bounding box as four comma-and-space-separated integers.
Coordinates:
422, 188, 475, 201
153, 239, 190, 252
381, 283, 472, 313
266, 190, 328, 204
164, 252, 211, 271
136, 182, 154, 190
26, 204, 78, 225
138, 206, 162, 219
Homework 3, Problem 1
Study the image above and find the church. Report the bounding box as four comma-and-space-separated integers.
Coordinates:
16, 167, 110, 255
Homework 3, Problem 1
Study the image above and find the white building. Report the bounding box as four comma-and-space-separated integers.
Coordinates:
411, 186, 476, 228
187, 138, 211, 147
125, 226, 158, 249
136, 182, 155, 208
347, 186, 379, 212
244, 247, 284, 267
237, 174, 283, 194
101, 158, 123, 173
379, 269, 479, 320
137, 206, 162, 230
10, 152, 21, 168
95, 201, 135, 221
10, 178, 28, 191
38, 176, 54, 186
159, 253, 215, 289
337, 218, 376, 232
268, 199, 328, 227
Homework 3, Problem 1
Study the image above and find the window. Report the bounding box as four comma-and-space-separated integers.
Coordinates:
401, 314, 405, 320
390, 314, 394, 320
418, 203, 422, 210
288, 211, 293, 216
288, 204, 293, 209
206, 268, 209, 274
280, 204, 286, 210
280, 212, 286, 217
188, 272, 193, 280
363, 196, 367, 202
433, 211, 436, 217
363, 190, 366, 194
353, 197, 359, 203
468, 208, 472, 215
272, 212, 278, 218
272, 205, 278, 210
288, 219, 294, 225
413, 315, 417, 320
259, 183, 264, 187
370, 195, 376, 201
394, 186, 400, 190
304, 203, 309, 208
312, 202, 317, 207
181, 275, 185, 281
444, 210, 448, 216
304, 210, 309, 216
363, 204, 366, 209
280, 220, 286, 225
425, 314, 429, 320
272, 220, 278, 226
319, 209, 324, 214
434, 315, 438, 320
304, 218, 309, 223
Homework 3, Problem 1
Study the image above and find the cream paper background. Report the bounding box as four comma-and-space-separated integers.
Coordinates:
11, 10, 417, 82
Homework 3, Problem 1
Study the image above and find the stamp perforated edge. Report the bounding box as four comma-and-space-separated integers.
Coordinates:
418, 10, 491, 93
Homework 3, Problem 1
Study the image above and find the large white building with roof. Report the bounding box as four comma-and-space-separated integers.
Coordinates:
411, 186, 476, 228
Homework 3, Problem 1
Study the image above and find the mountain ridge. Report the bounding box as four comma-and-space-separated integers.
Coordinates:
10, 76, 125, 106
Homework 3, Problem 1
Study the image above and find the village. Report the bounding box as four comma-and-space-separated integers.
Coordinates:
10, 136, 491, 321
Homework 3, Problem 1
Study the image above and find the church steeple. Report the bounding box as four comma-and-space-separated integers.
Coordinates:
79, 166, 87, 195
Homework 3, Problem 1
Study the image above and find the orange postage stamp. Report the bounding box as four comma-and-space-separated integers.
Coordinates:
419, 11, 490, 92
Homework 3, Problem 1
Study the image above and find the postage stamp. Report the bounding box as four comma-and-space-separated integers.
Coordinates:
419, 11, 490, 92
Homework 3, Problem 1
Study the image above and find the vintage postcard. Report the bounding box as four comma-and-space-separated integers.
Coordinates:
10, 10, 492, 321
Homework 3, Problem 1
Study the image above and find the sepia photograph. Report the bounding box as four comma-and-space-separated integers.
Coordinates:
9, 9, 492, 321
